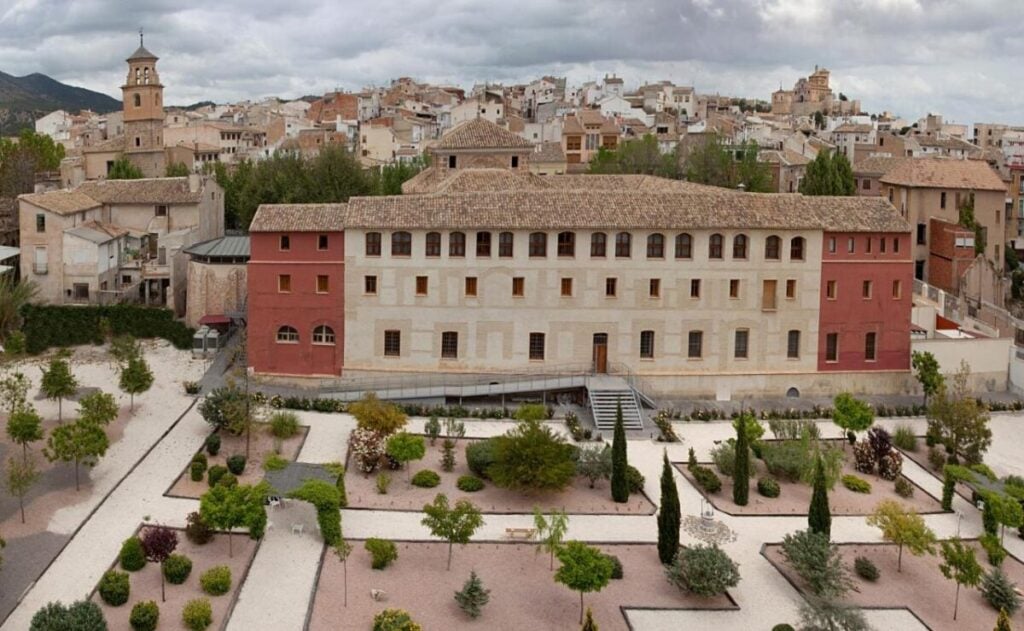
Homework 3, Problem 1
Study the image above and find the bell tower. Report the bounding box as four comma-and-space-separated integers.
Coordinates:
121, 30, 165, 178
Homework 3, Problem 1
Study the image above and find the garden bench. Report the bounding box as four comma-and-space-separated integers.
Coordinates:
505, 527, 536, 541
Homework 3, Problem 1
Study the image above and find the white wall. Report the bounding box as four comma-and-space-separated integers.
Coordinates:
911, 336, 1012, 391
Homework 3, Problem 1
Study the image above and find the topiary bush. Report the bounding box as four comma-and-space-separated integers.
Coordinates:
841, 474, 871, 493
190, 460, 206, 482
182, 598, 213, 631
163, 553, 193, 585
626, 465, 645, 494
205, 434, 221, 456
199, 566, 232, 596
30, 600, 108, 631
604, 553, 624, 579
207, 465, 228, 487
98, 569, 130, 606
185, 512, 213, 545
191, 453, 208, 468
411, 469, 441, 488
465, 439, 496, 479
456, 475, 484, 492
689, 465, 722, 493
365, 537, 398, 569
894, 477, 915, 498
757, 477, 781, 498
120, 536, 146, 571
854, 556, 879, 581
217, 471, 238, 488
226, 454, 246, 475
129, 600, 159, 631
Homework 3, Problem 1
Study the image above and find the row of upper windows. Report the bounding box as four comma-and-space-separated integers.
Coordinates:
279, 234, 330, 251
364, 231, 808, 261
826, 235, 902, 255
275, 325, 336, 345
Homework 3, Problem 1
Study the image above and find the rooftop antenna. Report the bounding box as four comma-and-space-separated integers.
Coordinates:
139, 27, 144, 47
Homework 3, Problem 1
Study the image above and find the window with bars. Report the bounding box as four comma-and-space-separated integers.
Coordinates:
865, 332, 877, 361
733, 234, 748, 259
687, 331, 703, 358
449, 232, 466, 257
529, 332, 545, 360
425, 232, 441, 257
640, 330, 655, 358
441, 331, 458, 359
499, 232, 514, 257
591, 232, 607, 257
476, 232, 491, 257
384, 330, 401, 356
557, 232, 575, 257
734, 329, 749, 359
392, 231, 412, 256
709, 233, 723, 259
791, 237, 805, 260
647, 233, 665, 258
614, 232, 632, 258
675, 233, 692, 259
787, 330, 800, 359
765, 235, 781, 260
365, 232, 381, 256
529, 232, 547, 257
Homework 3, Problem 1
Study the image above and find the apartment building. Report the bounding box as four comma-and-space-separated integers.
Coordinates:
562, 111, 619, 171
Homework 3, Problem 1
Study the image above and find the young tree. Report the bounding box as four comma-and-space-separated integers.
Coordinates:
912, 350, 944, 406
385, 432, 426, 481
657, 451, 681, 565
7, 405, 43, 462
534, 506, 569, 570
865, 500, 936, 572
576, 444, 612, 489
141, 525, 179, 602
421, 493, 484, 570
44, 418, 108, 491
986, 492, 1024, 544
780, 529, 853, 599
799, 150, 855, 196
333, 538, 354, 607
939, 537, 984, 621
808, 456, 832, 539
733, 414, 750, 506
424, 416, 441, 446
555, 541, 614, 624
78, 391, 118, 427
581, 608, 598, 631
119, 355, 154, 412
6, 454, 39, 523
199, 482, 268, 557
489, 418, 576, 492
0, 370, 30, 415
108, 334, 141, 366
995, 608, 1012, 631
40, 358, 78, 421
348, 392, 407, 436
832, 393, 873, 446
453, 570, 491, 619
929, 361, 992, 464
610, 400, 629, 503
665, 544, 741, 597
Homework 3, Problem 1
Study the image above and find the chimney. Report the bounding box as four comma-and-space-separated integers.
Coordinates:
188, 173, 201, 193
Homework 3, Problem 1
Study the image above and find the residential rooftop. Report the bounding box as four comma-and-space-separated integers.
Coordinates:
879, 158, 1006, 191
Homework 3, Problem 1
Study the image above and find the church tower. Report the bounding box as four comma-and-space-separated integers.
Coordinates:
121, 31, 165, 177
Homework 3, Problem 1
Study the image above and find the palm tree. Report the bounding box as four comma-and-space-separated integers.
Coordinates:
0, 276, 37, 341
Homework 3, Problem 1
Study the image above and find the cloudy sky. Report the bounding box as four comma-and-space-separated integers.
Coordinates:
0, 0, 1020, 124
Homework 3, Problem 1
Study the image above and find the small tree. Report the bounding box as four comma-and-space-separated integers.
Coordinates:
333, 538, 354, 607
657, 451, 681, 565
939, 537, 983, 621
929, 361, 992, 464
986, 492, 1024, 544
912, 350, 943, 406
44, 418, 108, 491
534, 506, 569, 570
733, 414, 750, 506
780, 529, 852, 599
7, 405, 43, 462
199, 482, 268, 557
866, 500, 936, 572
424, 417, 441, 445
120, 355, 154, 412
40, 358, 78, 421
454, 570, 490, 618
6, 454, 39, 523
610, 400, 629, 503
0, 370, 30, 415
576, 444, 612, 488
995, 608, 1012, 631
555, 541, 614, 624
348, 392, 407, 436
808, 456, 832, 539
421, 493, 484, 570
141, 525, 179, 602
581, 607, 598, 631
832, 393, 873, 446
666, 544, 741, 597
78, 391, 118, 426
109, 334, 141, 365
385, 432, 426, 481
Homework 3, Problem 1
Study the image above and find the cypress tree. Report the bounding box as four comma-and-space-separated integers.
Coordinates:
808, 456, 832, 539
610, 400, 629, 503
733, 414, 750, 506
657, 451, 680, 565
995, 607, 1011, 631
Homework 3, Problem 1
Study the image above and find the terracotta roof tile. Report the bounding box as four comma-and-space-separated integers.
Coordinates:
853, 156, 909, 176
879, 158, 1006, 191
249, 204, 347, 232
77, 177, 204, 204
436, 118, 531, 150
533, 141, 566, 164
19, 190, 102, 215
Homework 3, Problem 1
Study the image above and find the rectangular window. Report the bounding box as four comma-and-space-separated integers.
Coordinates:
279, 235, 291, 251
734, 329, 749, 359
557, 232, 575, 257
940, 191, 947, 209
880, 238, 887, 253
476, 232, 491, 257
892, 279, 901, 299
649, 278, 661, 298
512, 277, 524, 297
687, 331, 703, 359
384, 330, 401, 357
499, 232, 513, 258
449, 233, 466, 257
416, 276, 428, 296
862, 280, 873, 299
441, 332, 458, 359
847, 237, 855, 253
318, 234, 329, 250
762, 279, 777, 311
529, 332, 545, 360
465, 277, 478, 297
278, 274, 291, 293
690, 279, 701, 298
605, 277, 617, 297
828, 237, 836, 253
729, 279, 740, 298
316, 275, 329, 293
35, 213, 45, 232
785, 279, 796, 299
156, 205, 168, 217
865, 332, 877, 361
893, 238, 900, 253
787, 330, 800, 359
640, 330, 655, 359
866, 238, 872, 253
365, 233, 381, 256
561, 278, 573, 297
364, 275, 377, 294
862, 178, 870, 190
529, 233, 547, 258
826, 280, 837, 300
916, 224, 926, 245
825, 333, 839, 362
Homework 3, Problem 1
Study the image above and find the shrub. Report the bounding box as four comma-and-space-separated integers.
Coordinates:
269, 411, 300, 439
191, 452, 208, 468
893, 425, 917, 452
184, 381, 201, 395
216, 471, 237, 488
972, 463, 999, 481
894, 477, 915, 498
205, 434, 221, 456
411, 469, 441, 488
852, 440, 875, 474
207, 465, 228, 487
780, 529, 853, 599
182, 598, 213, 631
854, 556, 879, 582
981, 533, 1007, 567
199, 565, 232, 596
489, 419, 576, 492
21, 303, 194, 354
690, 465, 722, 493
30, 600, 107, 631
772, 626, 795, 631
365, 538, 398, 569
626, 465, 645, 494
605, 553, 624, 579
372, 609, 421, 631
928, 445, 947, 471
349, 426, 385, 474
762, 441, 808, 482
120, 536, 146, 571
665, 545, 741, 597
841, 474, 871, 494
464, 439, 495, 480
129, 601, 159, 631
710, 441, 738, 476
98, 569, 130, 606
190, 460, 206, 482
163, 553, 192, 584
878, 451, 903, 481
226, 454, 246, 475
376, 472, 392, 494
185, 512, 213, 545
982, 567, 1021, 615
263, 454, 289, 471
757, 477, 781, 498
456, 475, 484, 492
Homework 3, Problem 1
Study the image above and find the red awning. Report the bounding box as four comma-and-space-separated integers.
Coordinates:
199, 315, 231, 326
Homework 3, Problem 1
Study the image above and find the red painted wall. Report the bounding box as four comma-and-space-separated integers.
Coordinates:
818, 231, 913, 372
247, 231, 344, 376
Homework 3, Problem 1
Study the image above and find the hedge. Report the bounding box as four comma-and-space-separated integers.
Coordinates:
21, 304, 194, 354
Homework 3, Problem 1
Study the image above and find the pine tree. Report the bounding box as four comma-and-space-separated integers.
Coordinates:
454, 570, 491, 619
581, 607, 598, 631
657, 451, 680, 565
808, 456, 832, 539
610, 400, 629, 503
733, 414, 750, 506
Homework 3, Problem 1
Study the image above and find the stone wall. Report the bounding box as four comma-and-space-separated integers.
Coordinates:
185, 260, 247, 328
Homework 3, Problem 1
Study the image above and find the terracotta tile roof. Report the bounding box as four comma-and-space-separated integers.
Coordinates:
77, 178, 204, 204
20, 190, 102, 215
533, 141, 565, 163
879, 158, 1006, 191
436, 118, 531, 150
66, 220, 128, 243
833, 123, 873, 134
853, 156, 909, 176
403, 169, 727, 195
82, 135, 125, 153
249, 204, 347, 232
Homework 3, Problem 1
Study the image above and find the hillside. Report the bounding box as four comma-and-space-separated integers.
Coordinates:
0, 70, 120, 133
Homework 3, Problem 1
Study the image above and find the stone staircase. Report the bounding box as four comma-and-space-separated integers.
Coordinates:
587, 382, 645, 431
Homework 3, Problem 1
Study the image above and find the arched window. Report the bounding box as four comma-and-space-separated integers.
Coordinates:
391, 231, 411, 256
425, 232, 441, 257
790, 236, 805, 261
647, 233, 665, 259
312, 325, 335, 345
449, 231, 466, 257
675, 233, 692, 259
733, 234, 748, 259
615, 232, 631, 258
590, 232, 607, 257
709, 233, 723, 259
765, 235, 781, 260
557, 231, 575, 257
498, 232, 514, 257
365, 232, 381, 256
133, 93, 141, 107
276, 326, 299, 343
529, 232, 547, 258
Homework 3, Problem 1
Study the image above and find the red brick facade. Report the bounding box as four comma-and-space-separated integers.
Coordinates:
927, 218, 977, 294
